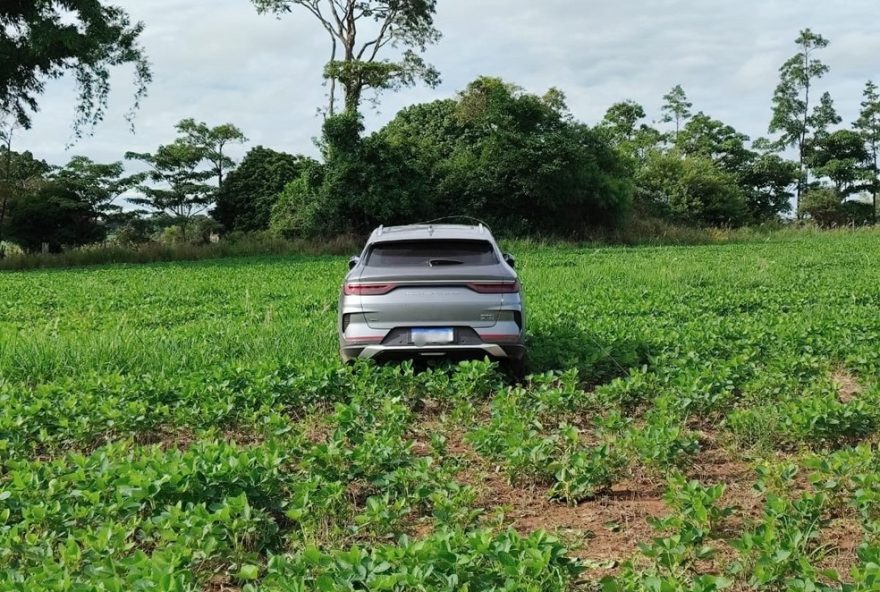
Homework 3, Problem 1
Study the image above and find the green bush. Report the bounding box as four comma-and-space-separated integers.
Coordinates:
800, 187, 846, 227
4, 183, 104, 252
636, 150, 750, 227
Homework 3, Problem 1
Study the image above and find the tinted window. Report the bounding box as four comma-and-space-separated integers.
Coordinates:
366, 240, 498, 266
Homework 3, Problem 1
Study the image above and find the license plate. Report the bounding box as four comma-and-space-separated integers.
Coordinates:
411, 328, 454, 345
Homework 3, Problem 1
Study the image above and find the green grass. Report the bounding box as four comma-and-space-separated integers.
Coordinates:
1, 230, 880, 590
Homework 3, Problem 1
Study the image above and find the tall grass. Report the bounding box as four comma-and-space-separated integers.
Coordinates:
2, 223, 878, 272
0, 233, 362, 272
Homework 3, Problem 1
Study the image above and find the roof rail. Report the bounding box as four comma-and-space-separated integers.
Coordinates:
417, 215, 492, 232
377, 225, 384, 236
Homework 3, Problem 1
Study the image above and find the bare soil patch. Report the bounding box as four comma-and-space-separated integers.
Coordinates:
832, 368, 863, 403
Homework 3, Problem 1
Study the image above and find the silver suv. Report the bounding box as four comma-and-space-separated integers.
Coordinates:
339, 224, 526, 371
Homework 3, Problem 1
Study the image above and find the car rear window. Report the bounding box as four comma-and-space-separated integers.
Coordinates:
366, 240, 498, 267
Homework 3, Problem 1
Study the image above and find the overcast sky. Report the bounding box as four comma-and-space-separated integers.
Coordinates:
15, 0, 880, 168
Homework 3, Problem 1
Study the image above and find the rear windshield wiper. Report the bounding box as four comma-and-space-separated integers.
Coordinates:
428, 258, 464, 266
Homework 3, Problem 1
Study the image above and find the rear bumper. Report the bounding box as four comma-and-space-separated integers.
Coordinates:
341, 342, 527, 363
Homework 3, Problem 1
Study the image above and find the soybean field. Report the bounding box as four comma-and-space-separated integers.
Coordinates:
1, 231, 880, 591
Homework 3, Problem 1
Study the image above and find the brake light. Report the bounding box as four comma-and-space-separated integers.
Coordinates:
467, 281, 520, 294
344, 283, 397, 296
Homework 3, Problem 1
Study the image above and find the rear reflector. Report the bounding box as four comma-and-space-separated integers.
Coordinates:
467, 281, 520, 294
344, 283, 396, 296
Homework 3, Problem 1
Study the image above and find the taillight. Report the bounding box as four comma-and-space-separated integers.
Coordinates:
467, 281, 520, 294
344, 283, 396, 296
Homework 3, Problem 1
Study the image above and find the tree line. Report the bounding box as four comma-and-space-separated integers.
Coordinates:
1, 2, 878, 255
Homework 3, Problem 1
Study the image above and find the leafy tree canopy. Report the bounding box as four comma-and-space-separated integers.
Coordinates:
125, 142, 216, 238
0, 0, 152, 137
4, 183, 104, 252
636, 150, 748, 227
676, 112, 753, 174
51, 156, 133, 215
212, 146, 313, 232
669, 112, 798, 222
176, 119, 248, 187
271, 77, 633, 238
806, 129, 870, 197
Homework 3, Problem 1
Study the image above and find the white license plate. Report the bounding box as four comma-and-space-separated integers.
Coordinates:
411, 328, 454, 345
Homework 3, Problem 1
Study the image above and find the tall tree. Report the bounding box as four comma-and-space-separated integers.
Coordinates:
769, 28, 831, 205
51, 156, 133, 217
854, 81, 880, 223
675, 113, 799, 222
598, 101, 661, 163
0, 0, 151, 138
600, 100, 647, 142
175, 119, 248, 188
251, 0, 441, 115
661, 84, 693, 141
125, 142, 215, 240
212, 146, 311, 232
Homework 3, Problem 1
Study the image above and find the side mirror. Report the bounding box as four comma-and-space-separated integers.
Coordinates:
503, 252, 516, 268
348, 256, 360, 270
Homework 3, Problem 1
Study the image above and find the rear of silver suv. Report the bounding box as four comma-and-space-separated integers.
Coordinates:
338, 224, 526, 370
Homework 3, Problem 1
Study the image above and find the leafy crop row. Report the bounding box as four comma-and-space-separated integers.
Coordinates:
2, 232, 880, 588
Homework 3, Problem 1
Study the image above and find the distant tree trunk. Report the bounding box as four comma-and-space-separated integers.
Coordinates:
217, 143, 225, 189
873, 150, 878, 225
796, 47, 812, 211
0, 128, 14, 254
328, 37, 338, 117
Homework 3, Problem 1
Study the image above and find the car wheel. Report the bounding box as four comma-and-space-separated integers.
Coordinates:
503, 354, 529, 382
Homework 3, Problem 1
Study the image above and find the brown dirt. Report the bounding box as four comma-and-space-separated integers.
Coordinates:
147, 426, 199, 450
301, 413, 334, 445
423, 421, 667, 571
411, 409, 868, 583
137, 424, 267, 450
818, 517, 863, 577
832, 368, 863, 403
686, 441, 763, 526
204, 574, 240, 592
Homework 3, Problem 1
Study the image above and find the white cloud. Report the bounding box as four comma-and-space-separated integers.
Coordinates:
14, 0, 880, 168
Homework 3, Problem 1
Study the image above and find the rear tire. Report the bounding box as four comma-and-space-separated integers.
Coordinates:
503, 354, 529, 382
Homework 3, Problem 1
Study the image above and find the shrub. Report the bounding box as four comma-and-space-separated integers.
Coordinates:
636, 150, 750, 227
799, 187, 845, 227
4, 183, 104, 252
